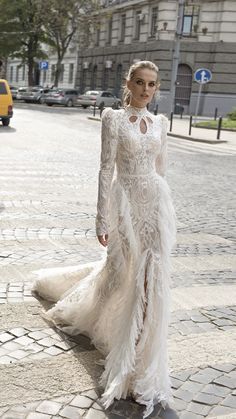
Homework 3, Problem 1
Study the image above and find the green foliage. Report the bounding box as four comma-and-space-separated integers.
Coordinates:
0, 0, 47, 84
195, 119, 236, 130
0, 0, 101, 86
227, 108, 236, 121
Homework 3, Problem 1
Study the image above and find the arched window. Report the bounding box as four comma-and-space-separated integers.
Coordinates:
175, 64, 192, 106
102, 67, 109, 90
115, 64, 122, 97
91, 65, 97, 90
81, 69, 87, 93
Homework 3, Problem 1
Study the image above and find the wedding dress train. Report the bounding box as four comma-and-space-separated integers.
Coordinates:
32, 106, 176, 418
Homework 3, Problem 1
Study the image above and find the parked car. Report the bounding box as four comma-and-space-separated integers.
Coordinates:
9, 85, 18, 100
0, 79, 13, 126
77, 90, 121, 109
20, 86, 51, 104
16, 87, 28, 100
44, 88, 78, 107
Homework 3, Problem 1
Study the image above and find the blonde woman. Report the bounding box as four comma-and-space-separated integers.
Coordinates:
33, 60, 176, 418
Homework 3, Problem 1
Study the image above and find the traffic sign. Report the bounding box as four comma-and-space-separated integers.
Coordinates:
194, 68, 212, 84
39, 61, 49, 70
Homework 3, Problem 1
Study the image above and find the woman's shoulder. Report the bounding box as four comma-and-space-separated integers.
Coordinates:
150, 112, 168, 129
101, 107, 124, 122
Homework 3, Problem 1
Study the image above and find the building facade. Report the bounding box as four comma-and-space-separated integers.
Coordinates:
5, 0, 236, 116
76, 0, 236, 116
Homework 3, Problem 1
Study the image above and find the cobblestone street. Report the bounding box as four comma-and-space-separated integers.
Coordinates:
0, 105, 235, 419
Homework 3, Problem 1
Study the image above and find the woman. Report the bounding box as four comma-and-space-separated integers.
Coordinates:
33, 60, 176, 418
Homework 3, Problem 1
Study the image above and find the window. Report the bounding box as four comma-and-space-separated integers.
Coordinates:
120, 14, 126, 42
150, 7, 158, 37
182, 5, 199, 36
10, 66, 13, 82
59, 64, 64, 82
134, 10, 141, 40
95, 26, 100, 46
51, 64, 56, 82
0, 82, 7, 94
16, 65, 20, 82
22, 65, 25, 81
69, 63, 74, 84
107, 16, 113, 44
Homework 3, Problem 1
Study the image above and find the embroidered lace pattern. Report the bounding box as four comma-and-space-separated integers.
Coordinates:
32, 105, 176, 418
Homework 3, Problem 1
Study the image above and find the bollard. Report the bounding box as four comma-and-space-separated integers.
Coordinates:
180, 107, 184, 119
170, 112, 173, 132
189, 115, 192, 136
99, 102, 105, 118
154, 104, 158, 115
93, 103, 96, 117
214, 107, 218, 120
217, 116, 222, 140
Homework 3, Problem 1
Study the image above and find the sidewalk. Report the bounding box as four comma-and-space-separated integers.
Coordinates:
168, 117, 236, 145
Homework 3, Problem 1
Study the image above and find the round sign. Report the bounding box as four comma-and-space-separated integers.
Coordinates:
194, 68, 212, 84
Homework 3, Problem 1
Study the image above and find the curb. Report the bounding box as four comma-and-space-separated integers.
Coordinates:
88, 116, 101, 122
168, 132, 227, 144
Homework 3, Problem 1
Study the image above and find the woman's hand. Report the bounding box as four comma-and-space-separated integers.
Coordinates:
97, 234, 108, 247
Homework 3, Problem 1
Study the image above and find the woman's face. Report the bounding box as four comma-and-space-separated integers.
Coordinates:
127, 68, 158, 108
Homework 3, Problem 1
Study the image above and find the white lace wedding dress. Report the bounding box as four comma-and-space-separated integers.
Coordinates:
32, 106, 176, 418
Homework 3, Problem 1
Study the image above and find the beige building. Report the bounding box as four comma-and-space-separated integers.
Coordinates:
76, 0, 236, 116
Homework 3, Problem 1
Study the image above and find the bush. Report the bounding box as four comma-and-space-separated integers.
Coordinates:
227, 108, 236, 120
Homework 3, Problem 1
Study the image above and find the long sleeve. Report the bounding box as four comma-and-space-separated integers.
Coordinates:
156, 115, 168, 177
96, 108, 118, 236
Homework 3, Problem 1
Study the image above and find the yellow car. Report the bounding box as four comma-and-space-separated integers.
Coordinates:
0, 79, 13, 126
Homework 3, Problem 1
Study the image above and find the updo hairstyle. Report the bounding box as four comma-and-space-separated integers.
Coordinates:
123, 60, 160, 107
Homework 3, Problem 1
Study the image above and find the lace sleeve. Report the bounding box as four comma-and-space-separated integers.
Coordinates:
155, 115, 168, 177
96, 108, 118, 236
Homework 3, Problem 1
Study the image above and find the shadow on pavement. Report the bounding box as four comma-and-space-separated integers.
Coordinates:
0, 126, 16, 132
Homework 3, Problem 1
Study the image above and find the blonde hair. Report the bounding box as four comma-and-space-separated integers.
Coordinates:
123, 60, 160, 107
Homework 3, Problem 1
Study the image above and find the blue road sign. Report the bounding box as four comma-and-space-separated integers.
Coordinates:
194, 68, 212, 84
39, 61, 49, 70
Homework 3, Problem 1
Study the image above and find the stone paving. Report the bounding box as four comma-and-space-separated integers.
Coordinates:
0, 106, 235, 419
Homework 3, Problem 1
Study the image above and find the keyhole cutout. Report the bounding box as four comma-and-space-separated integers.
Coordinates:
140, 118, 147, 134
129, 115, 153, 134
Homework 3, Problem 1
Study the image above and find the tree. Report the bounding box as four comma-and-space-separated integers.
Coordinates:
43, 0, 100, 86
0, 0, 47, 86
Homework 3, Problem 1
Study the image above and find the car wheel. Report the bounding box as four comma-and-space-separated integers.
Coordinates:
66, 99, 73, 107
39, 97, 45, 104
2, 118, 10, 126
47, 103, 53, 106
82, 105, 88, 109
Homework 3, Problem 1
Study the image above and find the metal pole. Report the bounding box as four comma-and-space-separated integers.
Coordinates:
168, 0, 185, 117
170, 112, 174, 132
194, 82, 202, 124
214, 107, 218, 120
189, 115, 192, 135
217, 116, 222, 140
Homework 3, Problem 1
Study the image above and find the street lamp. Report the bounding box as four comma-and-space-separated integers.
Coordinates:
168, 0, 185, 117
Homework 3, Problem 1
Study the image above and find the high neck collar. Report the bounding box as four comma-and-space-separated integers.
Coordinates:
126, 105, 148, 115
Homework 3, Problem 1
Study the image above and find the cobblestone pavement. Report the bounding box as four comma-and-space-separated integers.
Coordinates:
0, 106, 235, 419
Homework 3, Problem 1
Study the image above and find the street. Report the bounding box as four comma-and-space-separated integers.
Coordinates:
0, 104, 235, 419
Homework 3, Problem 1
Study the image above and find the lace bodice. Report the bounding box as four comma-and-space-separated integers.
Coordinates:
96, 106, 168, 235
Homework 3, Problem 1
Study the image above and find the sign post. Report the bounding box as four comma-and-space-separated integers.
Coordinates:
194, 68, 212, 123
